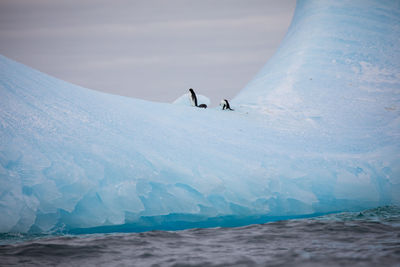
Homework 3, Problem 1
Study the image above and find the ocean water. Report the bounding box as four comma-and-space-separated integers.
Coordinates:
1, 206, 399, 266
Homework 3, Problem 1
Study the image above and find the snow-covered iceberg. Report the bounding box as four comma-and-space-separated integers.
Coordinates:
173, 93, 210, 107
0, 0, 399, 234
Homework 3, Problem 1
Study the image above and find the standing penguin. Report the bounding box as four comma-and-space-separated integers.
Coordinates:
189, 88, 198, 107
220, 99, 233, 110
188, 88, 207, 108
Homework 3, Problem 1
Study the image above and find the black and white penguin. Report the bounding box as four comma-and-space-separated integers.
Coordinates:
220, 99, 233, 110
189, 88, 207, 108
198, 104, 207, 108
189, 88, 198, 107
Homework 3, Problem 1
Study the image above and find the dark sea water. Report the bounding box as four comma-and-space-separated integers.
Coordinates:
1, 206, 399, 267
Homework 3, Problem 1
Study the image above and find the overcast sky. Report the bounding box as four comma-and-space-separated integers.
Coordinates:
0, 0, 296, 105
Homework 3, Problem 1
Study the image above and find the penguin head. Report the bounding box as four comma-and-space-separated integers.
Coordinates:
221, 99, 229, 105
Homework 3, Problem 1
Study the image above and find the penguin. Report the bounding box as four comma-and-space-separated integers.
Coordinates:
188, 88, 207, 109
189, 88, 198, 107
198, 104, 207, 108
220, 99, 233, 110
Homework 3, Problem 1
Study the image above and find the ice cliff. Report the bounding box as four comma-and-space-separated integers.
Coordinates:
0, 0, 399, 233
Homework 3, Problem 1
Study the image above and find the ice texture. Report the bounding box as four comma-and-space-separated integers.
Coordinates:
0, 0, 399, 233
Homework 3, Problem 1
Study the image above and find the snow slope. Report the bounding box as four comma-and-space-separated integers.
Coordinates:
0, 0, 399, 233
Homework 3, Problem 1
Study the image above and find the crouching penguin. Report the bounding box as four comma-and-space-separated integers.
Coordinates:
220, 99, 233, 110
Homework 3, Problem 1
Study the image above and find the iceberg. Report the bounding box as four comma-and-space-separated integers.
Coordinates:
0, 0, 399, 234
172, 92, 211, 107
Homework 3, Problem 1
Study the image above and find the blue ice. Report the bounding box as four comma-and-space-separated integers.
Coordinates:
0, 0, 399, 233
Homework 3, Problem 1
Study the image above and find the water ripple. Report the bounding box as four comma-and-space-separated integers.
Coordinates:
1, 206, 399, 266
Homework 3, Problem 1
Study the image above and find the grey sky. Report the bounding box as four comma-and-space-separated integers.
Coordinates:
0, 0, 296, 105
